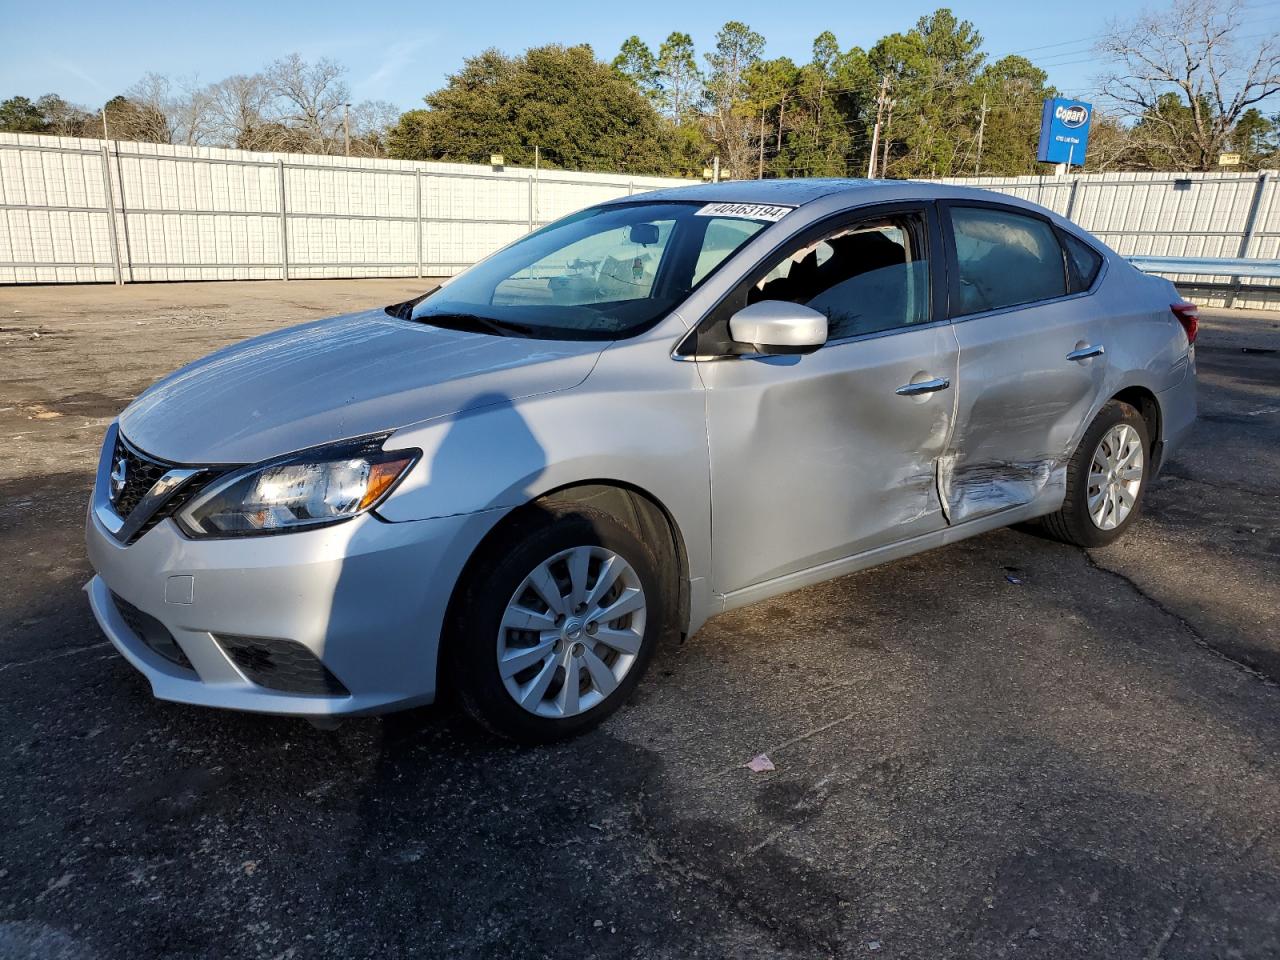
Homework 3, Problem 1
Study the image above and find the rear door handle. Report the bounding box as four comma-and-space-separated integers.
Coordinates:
1066, 344, 1105, 361
895, 377, 951, 396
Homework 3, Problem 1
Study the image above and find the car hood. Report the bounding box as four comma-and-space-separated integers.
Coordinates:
119, 308, 604, 464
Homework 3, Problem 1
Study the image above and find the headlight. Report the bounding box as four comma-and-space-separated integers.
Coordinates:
178, 436, 419, 537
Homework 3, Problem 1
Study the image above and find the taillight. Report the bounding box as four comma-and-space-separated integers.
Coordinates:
1171, 301, 1199, 345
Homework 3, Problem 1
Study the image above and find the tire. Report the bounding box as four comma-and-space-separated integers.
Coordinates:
1041, 400, 1151, 548
449, 499, 675, 743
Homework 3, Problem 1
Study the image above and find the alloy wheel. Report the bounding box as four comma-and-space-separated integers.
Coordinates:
1087, 423, 1144, 531
496, 546, 647, 718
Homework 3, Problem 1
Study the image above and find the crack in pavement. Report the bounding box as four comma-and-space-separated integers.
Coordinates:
1144, 824, 1272, 960
1197, 411, 1280, 427
0, 643, 113, 673
635, 801, 847, 957
1156, 470, 1280, 501
1082, 549, 1279, 691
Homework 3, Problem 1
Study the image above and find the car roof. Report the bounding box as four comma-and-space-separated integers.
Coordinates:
608, 177, 1051, 215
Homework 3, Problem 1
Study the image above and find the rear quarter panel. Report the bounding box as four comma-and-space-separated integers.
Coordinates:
1093, 261, 1191, 395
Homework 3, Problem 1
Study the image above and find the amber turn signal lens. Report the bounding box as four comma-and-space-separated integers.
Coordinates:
359, 457, 414, 510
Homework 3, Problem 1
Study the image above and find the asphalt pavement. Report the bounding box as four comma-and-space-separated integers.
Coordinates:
1, 281, 1277, 959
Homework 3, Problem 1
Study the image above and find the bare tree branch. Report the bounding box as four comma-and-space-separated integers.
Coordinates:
264, 54, 349, 154
1097, 0, 1280, 168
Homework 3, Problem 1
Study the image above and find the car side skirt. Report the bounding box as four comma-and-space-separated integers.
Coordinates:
715, 495, 1057, 615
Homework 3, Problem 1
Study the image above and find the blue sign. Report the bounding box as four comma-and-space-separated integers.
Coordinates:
1037, 98, 1092, 166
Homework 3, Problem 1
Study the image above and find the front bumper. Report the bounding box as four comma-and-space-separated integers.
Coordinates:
86, 476, 497, 717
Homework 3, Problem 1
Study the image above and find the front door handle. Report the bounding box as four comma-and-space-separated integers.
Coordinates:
1066, 344, 1105, 361
895, 377, 951, 396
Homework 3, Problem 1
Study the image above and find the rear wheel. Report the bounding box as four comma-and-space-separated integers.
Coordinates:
1041, 400, 1151, 548
450, 500, 674, 743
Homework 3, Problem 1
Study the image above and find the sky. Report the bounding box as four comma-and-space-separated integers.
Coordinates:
3, 0, 1278, 113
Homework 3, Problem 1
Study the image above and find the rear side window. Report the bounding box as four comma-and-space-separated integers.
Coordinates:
949, 206, 1067, 314
1060, 230, 1103, 293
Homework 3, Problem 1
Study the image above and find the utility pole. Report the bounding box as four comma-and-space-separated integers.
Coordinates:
343, 102, 351, 157
881, 96, 894, 178
867, 75, 890, 178
758, 108, 766, 179
101, 106, 110, 141
776, 95, 786, 159
974, 91, 988, 176
534, 145, 540, 225
712, 155, 721, 183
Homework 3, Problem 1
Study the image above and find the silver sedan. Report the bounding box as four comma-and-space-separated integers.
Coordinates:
86, 179, 1197, 741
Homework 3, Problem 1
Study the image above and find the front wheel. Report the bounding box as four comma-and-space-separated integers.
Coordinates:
450, 501, 673, 743
1041, 400, 1151, 548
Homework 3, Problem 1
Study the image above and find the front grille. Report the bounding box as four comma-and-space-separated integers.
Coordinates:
132, 473, 216, 540
216, 635, 350, 697
111, 592, 193, 670
111, 435, 169, 519
108, 433, 221, 543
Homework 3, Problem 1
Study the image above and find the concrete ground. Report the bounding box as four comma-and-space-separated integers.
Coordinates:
1, 280, 1278, 960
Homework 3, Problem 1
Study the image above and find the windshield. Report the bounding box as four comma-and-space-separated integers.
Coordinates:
408, 201, 779, 340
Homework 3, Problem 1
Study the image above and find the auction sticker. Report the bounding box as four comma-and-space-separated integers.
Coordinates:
695, 202, 794, 222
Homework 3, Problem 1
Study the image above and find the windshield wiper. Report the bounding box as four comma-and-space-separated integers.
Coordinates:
413, 312, 534, 338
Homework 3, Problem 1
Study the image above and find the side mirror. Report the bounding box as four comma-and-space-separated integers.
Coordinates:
629, 223, 660, 245
728, 301, 828, 355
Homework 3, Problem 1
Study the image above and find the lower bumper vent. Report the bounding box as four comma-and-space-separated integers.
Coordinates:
216, 635, 350, 697
111, 593, 193, 670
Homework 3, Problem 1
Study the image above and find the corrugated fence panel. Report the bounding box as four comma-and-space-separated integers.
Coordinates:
0, 137, 115, 282
1, 131, 1275, 309
0, 132, 693, 284
1236, 173, 1280, 309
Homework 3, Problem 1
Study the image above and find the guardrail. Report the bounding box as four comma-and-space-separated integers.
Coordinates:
1127, 255, 1280, 279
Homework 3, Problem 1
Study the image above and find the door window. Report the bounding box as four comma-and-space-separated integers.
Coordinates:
949, 206, 1067, 314
750, 214, 931, 340
692, 218, 768, 285
1060, 230, 1104, 293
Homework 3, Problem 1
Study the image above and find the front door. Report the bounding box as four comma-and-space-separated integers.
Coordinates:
696, 204, 959, 595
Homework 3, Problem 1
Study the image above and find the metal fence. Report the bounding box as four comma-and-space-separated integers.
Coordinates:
0, 132, 692, 285
3, 131, 1278, 309
934, 169, 1279, 310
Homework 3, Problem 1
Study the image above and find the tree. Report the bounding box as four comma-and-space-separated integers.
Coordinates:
656, 32, 702, 120
972, 56, 1054, 175
347, 100, 401, 156
1127, 92, 1204, 168
613, 36, 660, 103
744, 55, 801, 175
386, 108, 431, 159
1079, 111, 1140, 172
121, 73, 178, 142
36, 95, 92, 137
1229, 108, 1277, 167
0, 96, 48, 132
388, 44, 681, 175
866, 9, 988, 178
791, 33, 870, 176
3, 54, 396, 156
265, 54, 349, 154
207, 73, 275, 149
1099, 0, 1280, 169
95, 94, 172, 143
703, 21, 766, 176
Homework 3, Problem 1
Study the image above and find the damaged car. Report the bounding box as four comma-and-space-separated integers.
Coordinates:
86, 179, 1197, 741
